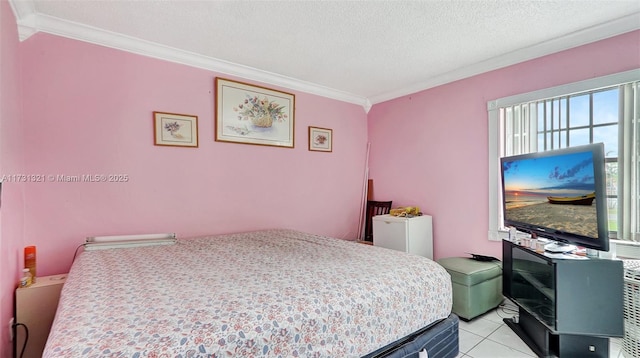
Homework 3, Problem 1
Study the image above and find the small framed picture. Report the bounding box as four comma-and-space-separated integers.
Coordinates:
154, 112, 198, 148
308, 126, 332, 152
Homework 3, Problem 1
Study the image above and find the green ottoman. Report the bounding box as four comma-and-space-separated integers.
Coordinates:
437, 257, 503, 320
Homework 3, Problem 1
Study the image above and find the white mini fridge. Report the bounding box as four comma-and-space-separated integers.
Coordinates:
372, 214, 433, 259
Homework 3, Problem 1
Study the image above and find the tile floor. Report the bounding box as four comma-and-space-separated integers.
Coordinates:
456, 301, 625, 358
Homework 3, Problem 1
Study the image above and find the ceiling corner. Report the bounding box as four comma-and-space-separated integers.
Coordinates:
8, 0, 38, 40
362, 99, 372, 114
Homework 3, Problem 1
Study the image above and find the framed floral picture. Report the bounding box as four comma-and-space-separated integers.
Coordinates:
153, 112, 198, 147
308, 126, 332, 152
215, 77, 295, 148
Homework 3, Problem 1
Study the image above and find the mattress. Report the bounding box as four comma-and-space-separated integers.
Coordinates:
44, 229, 453, 357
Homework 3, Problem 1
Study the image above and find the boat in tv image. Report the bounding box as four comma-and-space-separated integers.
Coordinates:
500, 143, 609, 252
547, 192, 595, 205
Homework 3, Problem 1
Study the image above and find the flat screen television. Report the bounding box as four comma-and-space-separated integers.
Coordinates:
500, 143, 609, 252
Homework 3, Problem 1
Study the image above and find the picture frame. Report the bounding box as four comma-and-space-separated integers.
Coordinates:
215, 77, 295, 148
308, 126, 332, 152
153, 112, 198, 148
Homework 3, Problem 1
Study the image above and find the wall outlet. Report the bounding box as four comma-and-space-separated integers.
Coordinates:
8, 317, 14, 341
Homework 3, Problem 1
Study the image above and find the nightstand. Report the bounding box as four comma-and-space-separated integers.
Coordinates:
14, 273, 67, 358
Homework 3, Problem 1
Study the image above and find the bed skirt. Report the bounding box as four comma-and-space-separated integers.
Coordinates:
364, 313, 459, 358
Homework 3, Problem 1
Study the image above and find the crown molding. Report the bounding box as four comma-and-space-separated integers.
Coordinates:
16, 17, 38, 41
368, 12, 640, 105
8, 0, 35, 21
9, 0, 638, 112
9, 2, 370, 112
9, 0, 37, 41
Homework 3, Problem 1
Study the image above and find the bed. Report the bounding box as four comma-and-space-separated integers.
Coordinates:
43, 229, 458, 357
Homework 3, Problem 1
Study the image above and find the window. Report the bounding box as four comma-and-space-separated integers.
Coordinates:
488, 69, 639, 247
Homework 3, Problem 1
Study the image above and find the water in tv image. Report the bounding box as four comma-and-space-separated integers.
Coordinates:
503, 151, 598, 238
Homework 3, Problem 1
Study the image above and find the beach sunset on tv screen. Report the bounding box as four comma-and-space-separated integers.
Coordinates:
502, 151, 598, 238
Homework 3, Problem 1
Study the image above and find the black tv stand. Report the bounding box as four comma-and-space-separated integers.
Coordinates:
504, 310, 610, 358
502, 240, 623, 357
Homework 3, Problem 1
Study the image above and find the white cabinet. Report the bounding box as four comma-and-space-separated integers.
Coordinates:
15, 273, 67, 358
373, 214, 433, 259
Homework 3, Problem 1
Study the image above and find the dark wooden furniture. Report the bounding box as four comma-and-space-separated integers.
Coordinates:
364, 200, 392, 242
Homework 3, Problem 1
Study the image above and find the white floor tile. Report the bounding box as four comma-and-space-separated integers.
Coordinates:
472, 310, 500, 324
465, 338, 536, 358
487, 324, 536, 356
458, 329, 484, 354
458, 317, 501, 337
610, 338, 623, 358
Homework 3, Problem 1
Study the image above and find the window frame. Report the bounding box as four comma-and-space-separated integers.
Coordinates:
487, 69, 640, 244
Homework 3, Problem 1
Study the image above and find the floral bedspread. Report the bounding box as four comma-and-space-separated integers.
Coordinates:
44, 229, 452, 357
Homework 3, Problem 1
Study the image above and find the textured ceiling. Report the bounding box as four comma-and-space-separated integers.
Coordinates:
10, 0, 640, 107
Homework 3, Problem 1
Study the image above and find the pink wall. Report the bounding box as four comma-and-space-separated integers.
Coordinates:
0, 28, 367, 355
18, 34, 369, 278
1, 8, 638, 355
368, 30, 640, 260
0, 0, 26, 356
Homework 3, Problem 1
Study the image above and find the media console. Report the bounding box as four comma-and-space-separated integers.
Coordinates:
502, 239, 623, 357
